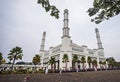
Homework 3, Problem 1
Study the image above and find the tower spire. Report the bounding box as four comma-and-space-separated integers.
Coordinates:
40, 31, 46, 51
95, 28, 103, 49
62, 9, 70, 38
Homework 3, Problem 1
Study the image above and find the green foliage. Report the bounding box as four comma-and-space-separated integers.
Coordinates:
48, 69, 52, 73
8, 46, 23, 60
106, 57, 116, 67
99, 61, 102, 64
0, 71, 11, 74
62, 54, 69, 70
87, 57, 92, 68
7, 46, 23, 72
37, 0, 120, 23
81, 56, 86, 63
49, 57, 55, 65
32, 55, 40, 65
62, 54, 69, 63
38, 69, 44, 73
15, 69, 28, 74
102, 61, 106, 65
37, 0, 60, 19
93, 60, 97, 66
0, 52, 3, 64
88, 0, 120, 24
49, 57, 55, 73
87, 57, 92, 63
72, 54, 78, 63
32, 54, 40, 72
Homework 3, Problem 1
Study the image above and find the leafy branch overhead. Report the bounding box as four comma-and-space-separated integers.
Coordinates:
38, 0, 60, 19
87, 0, 120, 24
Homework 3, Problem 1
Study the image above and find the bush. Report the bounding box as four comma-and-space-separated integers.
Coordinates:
0, 71, 10, 74
38, 69, 44, 73
48, 69, 52, 73
15, 69, 28, 74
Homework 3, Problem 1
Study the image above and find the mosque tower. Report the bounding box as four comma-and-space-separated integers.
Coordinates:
60, 9, 72, 68
40, 31, 46, 51
61, 9, 71, 51
95, 28, 104, 56
95, 28, 103, 49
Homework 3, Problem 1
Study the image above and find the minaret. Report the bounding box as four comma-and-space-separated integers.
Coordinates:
40, 31, 46, 51
95, 28, 103, 49
60, 9, 72, 69
61, 9, 71, 51
62, 9, 70, 38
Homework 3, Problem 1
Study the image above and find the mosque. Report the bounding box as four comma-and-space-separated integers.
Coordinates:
39, 9, 106, 70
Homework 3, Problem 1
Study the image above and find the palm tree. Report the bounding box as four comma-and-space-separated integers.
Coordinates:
8, 46, 23, 72
93, 60, 97, 71
87, 57, 92, 69
81, 56, 86, 70
106, 57, 116, 69
72, 54, 78, 72
8, 56, 13, 64
0, 52, 3, 65
62, 54, 69, 71
49, 57, 56, 73
32, 55, 40, 72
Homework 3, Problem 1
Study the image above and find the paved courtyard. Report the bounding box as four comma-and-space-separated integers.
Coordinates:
0, 70, 120, 82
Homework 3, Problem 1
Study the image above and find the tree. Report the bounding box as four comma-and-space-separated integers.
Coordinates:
7, 56, 13, 64
72, 54, 79, 72
32, 55, 40, 71
87, 0, 120, 24
0, 52, 3, 65
32, 55, 40, 72
37, 0, 59, 19
106, 57, 116, 69
87, 56, 92, 69
81, 56, 86, 70
37, 0, 120, 24
49, 57, 56, 73
93, 60, 97, 71
8, 46, 23, 72
62, 54, 69, 71
99, 61, 102, 70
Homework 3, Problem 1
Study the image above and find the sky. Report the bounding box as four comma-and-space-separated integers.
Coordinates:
0, 0, 120, 63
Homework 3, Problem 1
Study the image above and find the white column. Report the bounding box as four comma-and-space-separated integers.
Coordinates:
67, 52, 72, 70
97, 57, 100, 68
85, 55, 89, 69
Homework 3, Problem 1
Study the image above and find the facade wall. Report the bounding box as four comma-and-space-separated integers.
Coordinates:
40, 44, 106, 70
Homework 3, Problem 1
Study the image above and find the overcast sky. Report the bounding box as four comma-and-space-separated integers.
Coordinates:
0, 0, 120, 63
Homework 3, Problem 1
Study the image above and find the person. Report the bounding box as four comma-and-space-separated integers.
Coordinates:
45, 67, 48, 74
23, 75, 29, 82
59, 68, 62, 74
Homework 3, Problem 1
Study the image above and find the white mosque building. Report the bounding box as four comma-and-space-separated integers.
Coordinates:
39, 9, 106, 71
